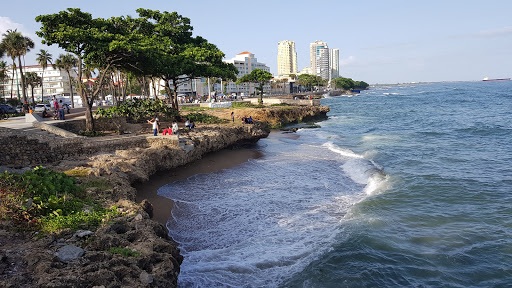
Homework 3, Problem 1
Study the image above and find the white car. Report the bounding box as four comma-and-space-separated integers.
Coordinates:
34, 103, 52, 112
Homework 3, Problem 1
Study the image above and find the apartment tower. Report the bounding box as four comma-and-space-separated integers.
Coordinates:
277, 40, 298, 77
329, 48, 340, 79
310, 40, 330, 79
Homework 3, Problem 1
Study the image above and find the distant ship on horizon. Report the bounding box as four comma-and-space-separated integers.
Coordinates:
482, 77, 510, 82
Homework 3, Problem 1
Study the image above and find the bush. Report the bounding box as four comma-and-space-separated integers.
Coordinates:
95, 98, 177, 122
0, 167, 120, 233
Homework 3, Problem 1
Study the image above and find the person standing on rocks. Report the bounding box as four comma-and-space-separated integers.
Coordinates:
148, 117, 160, 136
231, 111, 234, 123
172, 121, 179, 135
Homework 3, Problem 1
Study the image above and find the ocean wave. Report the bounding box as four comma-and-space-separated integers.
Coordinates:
322, 142, 364, 159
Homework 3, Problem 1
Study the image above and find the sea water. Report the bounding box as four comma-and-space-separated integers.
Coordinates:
159, 81, 512, 287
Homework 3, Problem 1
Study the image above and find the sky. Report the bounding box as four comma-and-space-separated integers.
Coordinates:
1, 0, 511, 84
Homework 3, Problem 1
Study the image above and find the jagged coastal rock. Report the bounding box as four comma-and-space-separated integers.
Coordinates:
0, 105, 329, 287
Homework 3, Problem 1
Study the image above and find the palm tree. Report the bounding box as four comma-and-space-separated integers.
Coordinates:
23, 72, 41, 104
36, 49, 52, 102
54, 54, 78, 108
0, 61, 8, 100
0, 29, 34, 103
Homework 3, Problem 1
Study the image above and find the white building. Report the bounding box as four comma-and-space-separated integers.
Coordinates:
221, 51, 271, 95
317, 47, 330, 80
277, 40, 297, 77
148, 51, 272, 98
329, 48, 340, 79
0, 64, 78, 103
309, 40, 328, 78
298, 66, 314, 76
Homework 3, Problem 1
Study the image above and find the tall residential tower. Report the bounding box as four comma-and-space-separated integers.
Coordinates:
329, 48, 340, 79
277, 40, 298, 77
310, 40, 330, 80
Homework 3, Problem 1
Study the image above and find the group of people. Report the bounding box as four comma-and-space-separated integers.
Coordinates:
242, 116, 254, 124
148, 117, 181, 137
41, 98, 68, 120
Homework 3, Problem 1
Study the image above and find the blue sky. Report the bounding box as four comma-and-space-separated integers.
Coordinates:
1, 0, 511, 84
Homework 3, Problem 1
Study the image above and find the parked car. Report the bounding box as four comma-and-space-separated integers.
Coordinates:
0, 104, 17, 114
16, 105, 23, 113
34, 103, 52, 112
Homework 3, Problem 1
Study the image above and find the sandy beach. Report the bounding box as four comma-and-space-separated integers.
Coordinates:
135, 146, 263, 225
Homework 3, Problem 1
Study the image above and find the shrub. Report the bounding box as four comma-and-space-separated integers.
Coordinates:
0, 167, 120, 233
95, 98, 178, 122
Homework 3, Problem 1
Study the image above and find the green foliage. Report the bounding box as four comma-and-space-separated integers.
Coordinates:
95, 98, 177, 122
78, 130, 105, 137
109, 247, 140, 257
186, 113, 228, 124
236, 69, 273, 103
0, 167, 121, 233
40, 206, 120, 234
354, 80, 370, 89
231, 102, 265, 109
297, 74, 325, 90
333, 77, 370, 91
180, 106, 209, 111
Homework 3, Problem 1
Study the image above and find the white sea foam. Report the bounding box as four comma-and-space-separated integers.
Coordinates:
323, 142, 364, 159
162, 135, 388, 287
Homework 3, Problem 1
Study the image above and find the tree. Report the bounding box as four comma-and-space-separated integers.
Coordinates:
0, 61, 8, 100
37, 9, 146, 132
354, 80, 369, 90
236, 69, 273, 104
297, 74, 323, 91
23, 72, 41, 104
54, 54, 78, 108
36, 49, 52, 101
333, 77, 355, 91
0, 29, 34, 103
136, 9, 237, 110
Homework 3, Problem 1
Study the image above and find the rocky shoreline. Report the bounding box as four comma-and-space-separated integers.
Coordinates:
0, 105, 329, 288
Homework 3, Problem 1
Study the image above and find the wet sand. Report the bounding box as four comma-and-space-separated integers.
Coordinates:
134, 146, 263, 225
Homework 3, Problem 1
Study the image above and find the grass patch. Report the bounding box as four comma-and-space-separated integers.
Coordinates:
80, 178, 114, 192
109, 247, 140, 257
231, 102, 265, 109
0, 167, 122, 234
40, 206, 120, 234
64, 168, 91, 178
180, 106, 209, 111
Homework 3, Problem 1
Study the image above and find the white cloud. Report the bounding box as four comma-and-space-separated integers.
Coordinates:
0, 17, 34, 38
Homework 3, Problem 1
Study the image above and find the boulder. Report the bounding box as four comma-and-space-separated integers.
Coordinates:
56, 245, 84, 262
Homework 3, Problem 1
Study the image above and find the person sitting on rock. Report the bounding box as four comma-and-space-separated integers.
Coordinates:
185, 119, 191, 129
172, 121, 179, 135
162, 125, 172, 135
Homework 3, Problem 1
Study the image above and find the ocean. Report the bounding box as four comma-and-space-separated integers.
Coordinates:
159, 81, 512, 287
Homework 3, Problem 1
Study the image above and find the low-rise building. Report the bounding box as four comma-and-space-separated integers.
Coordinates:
0, 64, 78, 104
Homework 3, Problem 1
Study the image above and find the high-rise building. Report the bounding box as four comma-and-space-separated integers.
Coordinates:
317, 47, 330, 80
329, 48, 340, 79
310, 40, 328, 77
277, 40, 297, 77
